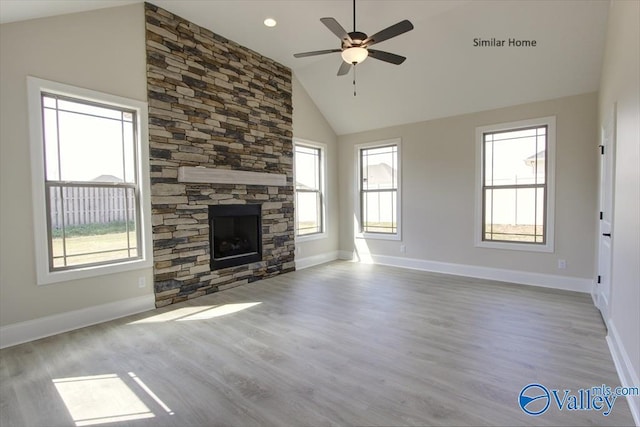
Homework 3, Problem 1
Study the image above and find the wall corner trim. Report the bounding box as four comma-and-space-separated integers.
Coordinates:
0, 294, 156, 349
338, 250, 355, 261
606, 321, 640, 426
295, 251, 340, 270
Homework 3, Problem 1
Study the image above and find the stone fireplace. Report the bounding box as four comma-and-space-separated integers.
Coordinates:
145, 3, 295, 307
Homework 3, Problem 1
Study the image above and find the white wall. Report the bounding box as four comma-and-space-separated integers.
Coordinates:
0, 4, 154, 338
338, 93, 599, 290
291, 75, 340, 267
598, 0, 640, 423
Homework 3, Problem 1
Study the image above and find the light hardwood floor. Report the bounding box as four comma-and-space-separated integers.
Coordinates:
0, 262, 634, 426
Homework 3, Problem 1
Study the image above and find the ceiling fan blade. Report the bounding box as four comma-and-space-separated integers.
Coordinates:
320, 17, 353, 45
337, 61, 351, 76
363, 20, 414, 47
368, 49, 406, 65
294, 49, 342, 58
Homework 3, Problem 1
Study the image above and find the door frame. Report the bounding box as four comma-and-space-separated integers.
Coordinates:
594, 103, 616, 322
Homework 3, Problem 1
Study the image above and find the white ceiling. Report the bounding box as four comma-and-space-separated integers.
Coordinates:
1, 0, 610, 135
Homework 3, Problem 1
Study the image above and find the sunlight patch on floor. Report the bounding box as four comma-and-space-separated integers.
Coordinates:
178, 302, 262, 321
128, 372, 174, 416
128, 302, 262, 324
128, 306, 213, 324
53, 374, 154, 426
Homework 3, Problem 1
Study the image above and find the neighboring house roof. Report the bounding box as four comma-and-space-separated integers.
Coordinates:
92, 174, 123, 182
364, 163, 394, 186
524, 151, 545, 167
295, 182, 315, 191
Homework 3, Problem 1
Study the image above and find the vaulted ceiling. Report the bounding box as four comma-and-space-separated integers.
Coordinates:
1, 0, 610, 135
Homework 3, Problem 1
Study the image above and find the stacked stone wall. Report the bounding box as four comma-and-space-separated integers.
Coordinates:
145, 3, 294, 307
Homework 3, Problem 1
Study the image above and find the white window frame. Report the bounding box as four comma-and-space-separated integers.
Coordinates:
474, 116, 556, 253
355, 138, 402, 241
294, 138, 327, 242
27, 77, 153, 285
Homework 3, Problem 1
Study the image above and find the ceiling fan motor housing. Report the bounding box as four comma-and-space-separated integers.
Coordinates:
345, 31, 368, 47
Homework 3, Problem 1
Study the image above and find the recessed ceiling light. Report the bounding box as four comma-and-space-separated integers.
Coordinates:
263, 18, 277, 28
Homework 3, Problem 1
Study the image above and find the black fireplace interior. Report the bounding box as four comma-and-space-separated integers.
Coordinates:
209, 204, 262, 270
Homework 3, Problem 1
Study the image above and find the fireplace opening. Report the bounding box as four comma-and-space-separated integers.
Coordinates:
209, 204, 262, 270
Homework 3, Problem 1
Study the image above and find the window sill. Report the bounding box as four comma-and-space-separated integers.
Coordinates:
296, 232, 328, 243
37, 258, 153, 286
475, 240, 554, 253
356, 232, 402, 241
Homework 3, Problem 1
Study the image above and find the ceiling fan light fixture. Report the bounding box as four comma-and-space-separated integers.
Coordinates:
341, 46, 368, 64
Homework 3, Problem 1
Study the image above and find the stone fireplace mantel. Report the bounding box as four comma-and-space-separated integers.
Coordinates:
177, 166, 287, 186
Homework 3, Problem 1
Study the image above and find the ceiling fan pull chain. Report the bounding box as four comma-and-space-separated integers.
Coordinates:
353, 64, 357, 96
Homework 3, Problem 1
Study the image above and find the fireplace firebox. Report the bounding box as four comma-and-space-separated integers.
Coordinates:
209, 204, 262, 270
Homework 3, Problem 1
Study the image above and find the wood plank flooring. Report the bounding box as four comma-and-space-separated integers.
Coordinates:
0, 261, 634, 426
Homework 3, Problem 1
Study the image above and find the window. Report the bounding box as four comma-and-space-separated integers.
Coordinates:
357, 140, 401, 240
294, 141, 325, 239
475, 117, 555, 252
28, 77, 152, 284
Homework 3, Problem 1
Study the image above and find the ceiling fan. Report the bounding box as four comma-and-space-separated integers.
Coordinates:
293, 0, 414, 77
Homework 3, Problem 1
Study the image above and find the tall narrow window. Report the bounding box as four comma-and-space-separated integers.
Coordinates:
43, 94, 141, 269
29, 77, 152, 284
476, 117, 555, 252
294, 143, 324, 237
358, 141, 400, 238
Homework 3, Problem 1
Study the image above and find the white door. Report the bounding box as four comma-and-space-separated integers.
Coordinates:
595, 104, 616, 321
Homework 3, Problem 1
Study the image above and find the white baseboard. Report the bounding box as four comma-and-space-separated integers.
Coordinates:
0, 294, 156, 349
591, 280, 599, 307
338, 250, 355, 261
295, 251, 339, 270
606, 321, 640, 426
347, 253, 591, 293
